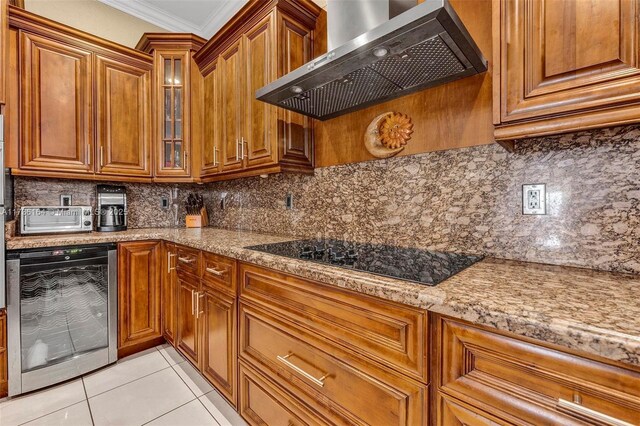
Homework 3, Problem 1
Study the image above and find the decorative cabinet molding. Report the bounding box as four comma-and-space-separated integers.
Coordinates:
494, 0, 640, 142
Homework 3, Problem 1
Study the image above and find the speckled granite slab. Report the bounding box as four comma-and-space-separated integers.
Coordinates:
7, 228, 640, 368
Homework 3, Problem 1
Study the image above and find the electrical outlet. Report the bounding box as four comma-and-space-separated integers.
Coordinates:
522, 184, 546, 215
285, 193, 293, 210
160, 197, 169, 209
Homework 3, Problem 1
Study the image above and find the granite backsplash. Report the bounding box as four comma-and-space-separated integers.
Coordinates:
13, 125, 640, 275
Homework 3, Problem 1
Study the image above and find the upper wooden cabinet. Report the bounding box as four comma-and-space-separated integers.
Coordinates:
8, 7, 154, 181
194, 0, 324, 181
494, 0, 640, 141
95, 54, 152, 177
19, 30, 94, 175
136, 34, 206, 182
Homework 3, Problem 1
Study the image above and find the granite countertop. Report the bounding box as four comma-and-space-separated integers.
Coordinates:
7, 227, 640, 368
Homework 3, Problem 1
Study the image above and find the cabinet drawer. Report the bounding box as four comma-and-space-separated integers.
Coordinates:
239, 361, 326, 426
202, 252, 236, 294
436, 315, 640, 426
175, 245, 200, 277
240, 302, 427, 426
239, 263, 428, 382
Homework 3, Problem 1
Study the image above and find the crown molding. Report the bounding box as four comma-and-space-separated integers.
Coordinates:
98, 0, 249, 38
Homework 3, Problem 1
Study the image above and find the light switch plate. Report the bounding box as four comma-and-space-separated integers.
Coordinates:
522, 184, 546, 215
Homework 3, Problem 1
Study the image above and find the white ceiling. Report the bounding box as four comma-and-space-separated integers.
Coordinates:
97, 0, 250, 38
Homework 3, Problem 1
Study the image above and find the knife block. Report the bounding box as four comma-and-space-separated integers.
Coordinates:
186, 208, 209, 228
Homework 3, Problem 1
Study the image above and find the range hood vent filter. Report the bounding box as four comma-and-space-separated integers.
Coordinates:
256, 0, 487, 121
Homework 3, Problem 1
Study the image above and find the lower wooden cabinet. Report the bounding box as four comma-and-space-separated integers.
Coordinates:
176, 270, 200, 366
117, 241, 162, 356
239, 361, 327, 426
161, 242, 177, 345
0, 309, 7, 398
433, 314, 640, 426
201, 287, 237, 405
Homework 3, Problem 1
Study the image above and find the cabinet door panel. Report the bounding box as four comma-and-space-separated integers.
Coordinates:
200, 61, 221, 177
244, 13, 277, 169
277, 13, 314, 168
499, 0, 640, 123
96, 55, 152, 177
220, 40, 244, 172
176, 274, 199, 365
161, 243, 177, 345
155, 51, 191, 178
201, 289, 237, 406
20, 32, 93, 174
118, 242, 161, 351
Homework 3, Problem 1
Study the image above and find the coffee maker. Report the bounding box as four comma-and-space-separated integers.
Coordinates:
97, 185, 127, 232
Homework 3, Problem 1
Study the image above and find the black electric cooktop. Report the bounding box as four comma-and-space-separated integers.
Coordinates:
246, 239, 483, 286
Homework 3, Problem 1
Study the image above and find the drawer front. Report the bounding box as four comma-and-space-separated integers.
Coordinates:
202, 252, 236, 294
176, 245, 201, 277
240, 302, 427, 426
239, 263, 428, 382
239, 361, 326, 426
435, 315, 640, 426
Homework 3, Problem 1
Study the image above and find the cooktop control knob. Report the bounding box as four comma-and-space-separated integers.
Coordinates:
84, 221, 91, 226
83, 210, 91, 216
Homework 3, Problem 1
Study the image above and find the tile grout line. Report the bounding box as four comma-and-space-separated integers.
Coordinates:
140, 397, 199, 426
86, 365, 173, 399
196, 397, 223, 426
81, 378, 96, 426
15, 397, 86, 426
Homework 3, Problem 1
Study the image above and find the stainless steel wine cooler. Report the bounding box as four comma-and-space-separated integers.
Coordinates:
6, 243, 117, 396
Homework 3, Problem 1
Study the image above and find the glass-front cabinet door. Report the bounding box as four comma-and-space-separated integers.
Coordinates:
155, 51, 191, 179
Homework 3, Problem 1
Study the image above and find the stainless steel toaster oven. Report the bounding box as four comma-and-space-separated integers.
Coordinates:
20, 206, 93, 235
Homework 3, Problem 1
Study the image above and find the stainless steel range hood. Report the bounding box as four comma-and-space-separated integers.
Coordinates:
256, 0, 487, 121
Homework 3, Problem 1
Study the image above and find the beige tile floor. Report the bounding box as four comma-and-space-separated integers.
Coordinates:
0, 344, 247, 426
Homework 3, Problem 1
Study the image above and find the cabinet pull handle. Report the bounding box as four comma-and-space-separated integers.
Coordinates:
205, 267, 225, 276
213, 147, 219, 166
277, 353, 328, 388
196, 292, 204, 318
191, 289, 195, 316
178, 256, 195, 264
557, 399, 633, 426
183, 151, 187, 169
240, 137, 247, 160
100, 145, 104, 167
235, 139, 240, 161
167, 252, 176, 272
87, 142, 91, 166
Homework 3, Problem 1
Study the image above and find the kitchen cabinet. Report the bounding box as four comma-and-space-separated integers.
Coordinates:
433, 314, 640, 425
238, 263, 428, 426
176, 270, 200, 366
117, 241, 163, 357
199, 60, 221, 176
19, 30, 93, 175
200, 287, 237, 405
136, 34, 206, 182
194, 0, 323, 181
0, 310, 7, 398
161, 242, 177, 345
493, 0, 640, 142
95, 54, 152, 178
8, 7, 154, 181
